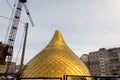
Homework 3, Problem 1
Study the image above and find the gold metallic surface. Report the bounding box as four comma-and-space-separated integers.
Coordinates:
22, 30, 91, 78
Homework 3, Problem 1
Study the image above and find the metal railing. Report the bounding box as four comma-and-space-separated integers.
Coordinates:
0, 74, 120, 80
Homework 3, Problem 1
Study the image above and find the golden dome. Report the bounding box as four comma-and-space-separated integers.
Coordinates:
22, 30, 91, 78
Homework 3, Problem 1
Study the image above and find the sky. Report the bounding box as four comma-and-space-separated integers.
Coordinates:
0, 0, 120, 64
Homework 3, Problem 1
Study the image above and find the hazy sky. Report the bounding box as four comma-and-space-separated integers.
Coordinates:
0, 0, 120, 64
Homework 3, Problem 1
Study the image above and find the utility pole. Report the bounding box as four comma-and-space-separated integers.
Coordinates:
19, 23, 28, 77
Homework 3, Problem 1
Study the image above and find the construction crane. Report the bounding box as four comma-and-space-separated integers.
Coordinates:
0, 0, 34, 73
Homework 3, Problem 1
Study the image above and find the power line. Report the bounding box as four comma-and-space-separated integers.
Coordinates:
0, 15, 25, 24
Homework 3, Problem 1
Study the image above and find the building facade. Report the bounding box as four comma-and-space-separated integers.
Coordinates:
80, 47, 120, 76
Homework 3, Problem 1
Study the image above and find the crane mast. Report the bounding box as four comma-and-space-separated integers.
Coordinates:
0, 0, 34, 73
7, 0, 26, 61
0, 0, 28, 65
5, 0, 27, 72
7, 0, 26, 55
0, 0, 27, 65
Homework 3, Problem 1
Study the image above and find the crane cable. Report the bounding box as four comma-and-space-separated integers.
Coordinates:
6, 0, 18, 11
6, 0, 13, 11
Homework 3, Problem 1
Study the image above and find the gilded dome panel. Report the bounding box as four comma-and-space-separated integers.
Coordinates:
22, 30, 91, 79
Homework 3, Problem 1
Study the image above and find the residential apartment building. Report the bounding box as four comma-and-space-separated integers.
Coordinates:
80, 47, 120, 76
108, 48, 120, 75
